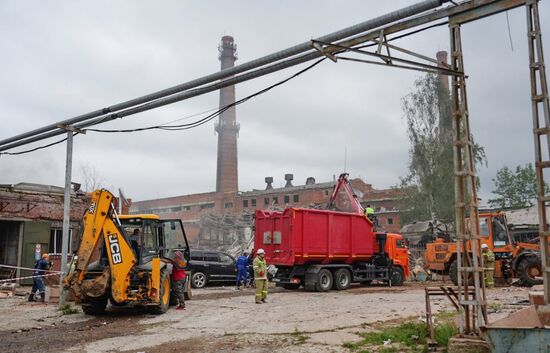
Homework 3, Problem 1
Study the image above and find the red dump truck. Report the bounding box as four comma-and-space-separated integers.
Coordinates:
254, 173, 410, 292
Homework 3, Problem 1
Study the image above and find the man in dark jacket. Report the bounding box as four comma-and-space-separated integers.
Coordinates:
235, 252, 248, 290
247, 250, 255, 287
29, 253, 51, 302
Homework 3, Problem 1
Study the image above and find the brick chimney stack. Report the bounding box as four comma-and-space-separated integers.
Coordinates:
215, 36, 239, 194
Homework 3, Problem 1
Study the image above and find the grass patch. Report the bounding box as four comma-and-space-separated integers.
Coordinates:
59, 304, 78, 315
434, 322, 457, 348
290, 328, 309, 344
344, 319, 457, 353
360, 322, 427, 347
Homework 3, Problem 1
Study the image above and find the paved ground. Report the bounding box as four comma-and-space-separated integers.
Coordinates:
0, 282, 535, 353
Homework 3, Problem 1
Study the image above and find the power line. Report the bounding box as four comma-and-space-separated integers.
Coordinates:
0, 134, 76, 156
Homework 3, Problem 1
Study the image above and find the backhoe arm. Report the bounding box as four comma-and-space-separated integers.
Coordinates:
64, 189, 137, 303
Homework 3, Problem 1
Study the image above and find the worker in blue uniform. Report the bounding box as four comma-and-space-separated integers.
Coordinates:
235, 252, 249, 290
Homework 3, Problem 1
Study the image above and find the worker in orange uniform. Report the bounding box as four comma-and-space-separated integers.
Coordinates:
481, 244, 495, 289
253, 249, 268, 304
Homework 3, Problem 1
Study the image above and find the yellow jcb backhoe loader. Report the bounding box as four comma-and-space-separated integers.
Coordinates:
63, 189, 190, 315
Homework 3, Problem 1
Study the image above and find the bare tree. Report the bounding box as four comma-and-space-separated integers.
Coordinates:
79, 162, 104, 192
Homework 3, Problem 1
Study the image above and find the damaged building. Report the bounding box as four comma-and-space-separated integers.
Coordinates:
0, 183, 88, 282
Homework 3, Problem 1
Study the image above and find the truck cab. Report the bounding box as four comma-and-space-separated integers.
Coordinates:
385, 233, 410, 280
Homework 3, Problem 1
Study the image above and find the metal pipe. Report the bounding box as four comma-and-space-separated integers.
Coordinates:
0, 0, 447, 149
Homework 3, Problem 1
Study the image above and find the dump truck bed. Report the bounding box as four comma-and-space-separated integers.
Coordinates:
254, 208, 377, 266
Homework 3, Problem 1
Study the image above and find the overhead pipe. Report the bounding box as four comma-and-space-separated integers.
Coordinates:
0, 0, 448, 150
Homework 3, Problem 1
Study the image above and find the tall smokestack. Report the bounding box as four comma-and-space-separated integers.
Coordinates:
215, 36, 239, 194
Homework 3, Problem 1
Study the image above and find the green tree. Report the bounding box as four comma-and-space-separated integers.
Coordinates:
399, 73, 486, 225
488, 163, 540, 209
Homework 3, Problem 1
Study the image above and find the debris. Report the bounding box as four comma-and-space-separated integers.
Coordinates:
383, 339, 392, 346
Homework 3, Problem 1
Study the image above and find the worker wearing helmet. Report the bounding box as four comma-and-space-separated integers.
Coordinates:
253, 249, 268, 304
481, 244, 495, 289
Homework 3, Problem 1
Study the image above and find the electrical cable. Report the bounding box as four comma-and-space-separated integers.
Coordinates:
84, 58, 326, 133
0, 133, 77, 156
0, 59, 325, 153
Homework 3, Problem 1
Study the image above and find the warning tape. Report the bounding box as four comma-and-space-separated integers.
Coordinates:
0, 272, 65, 284
0, 264, 63, 274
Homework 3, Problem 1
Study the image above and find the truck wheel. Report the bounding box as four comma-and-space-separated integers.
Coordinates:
315, 269, 333, 292
517, 256, 542, 287
390, 267, 404, 286
191, 272, 207, 288
82, 298, 107, 315
333, 268, 352, 290
150, 271, 170, 315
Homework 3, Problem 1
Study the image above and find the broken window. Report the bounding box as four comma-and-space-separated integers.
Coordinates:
251, 199, 257, 207
224, 202, 233, 208
243, 200, 248, 208
284, 195, 290, 204
49, 228, 72, 255
293, 194, 299, 203
273, 197, 278, 205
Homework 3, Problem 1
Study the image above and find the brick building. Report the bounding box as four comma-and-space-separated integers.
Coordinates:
130, 174, 401, 248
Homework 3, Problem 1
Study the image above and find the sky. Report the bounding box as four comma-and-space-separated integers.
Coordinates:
0, 0, 548, 204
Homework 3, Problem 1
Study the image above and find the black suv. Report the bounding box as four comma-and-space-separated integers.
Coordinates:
188, 250, 237, 288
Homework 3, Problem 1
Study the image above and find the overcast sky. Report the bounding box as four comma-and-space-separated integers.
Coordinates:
0, 0, 548, 204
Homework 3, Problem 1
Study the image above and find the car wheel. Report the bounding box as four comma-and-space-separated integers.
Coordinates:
192, 272, 207, 288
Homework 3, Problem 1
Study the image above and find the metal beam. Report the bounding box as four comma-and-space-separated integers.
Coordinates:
449, 0, 526, 25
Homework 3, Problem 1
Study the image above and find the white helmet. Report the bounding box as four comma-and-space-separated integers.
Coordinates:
257, 248, 265, 255
481, 244, 489, 249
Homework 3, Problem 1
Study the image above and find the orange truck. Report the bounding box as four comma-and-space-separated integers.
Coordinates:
424, 212, 541, 286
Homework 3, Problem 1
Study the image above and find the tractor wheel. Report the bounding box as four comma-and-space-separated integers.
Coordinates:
150, 271, 170, 315
315, 269, 333, 292
333, 268, 352, 290
449, 260, 459, 286
517, 256, 542, 287
449, 259, 474, 286
390, 266, 405, 286
82, 298, 107, 315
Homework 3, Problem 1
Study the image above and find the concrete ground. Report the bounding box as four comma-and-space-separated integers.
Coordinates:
0, 282, 535, 353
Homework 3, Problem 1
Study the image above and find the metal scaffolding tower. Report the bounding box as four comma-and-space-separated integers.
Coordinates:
526, 0, 550, 304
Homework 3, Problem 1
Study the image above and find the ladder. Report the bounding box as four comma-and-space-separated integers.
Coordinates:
449, 23, 487, 335
526, 0, 550, 304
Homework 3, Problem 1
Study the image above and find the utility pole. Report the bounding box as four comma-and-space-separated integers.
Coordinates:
59, 128, 74, 307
